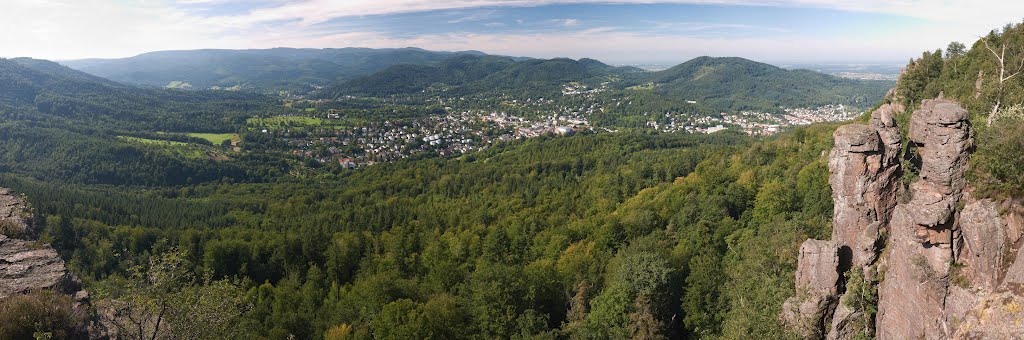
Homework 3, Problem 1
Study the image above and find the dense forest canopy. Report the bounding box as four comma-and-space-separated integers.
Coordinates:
7, 125, 839, 339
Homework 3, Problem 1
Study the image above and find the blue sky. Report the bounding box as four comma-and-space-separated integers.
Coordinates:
2, 0, 1021, 65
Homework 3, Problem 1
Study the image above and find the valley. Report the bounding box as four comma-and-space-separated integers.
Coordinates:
3, 3, 1024, 338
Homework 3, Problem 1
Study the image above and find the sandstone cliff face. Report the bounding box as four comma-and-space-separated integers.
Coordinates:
781, 103, 905, 339
828, 103, 903, 273
0, 188, 94, 335
784, 98, 1024, 338
876, 99, 973, 340
781, 99, 1014, 339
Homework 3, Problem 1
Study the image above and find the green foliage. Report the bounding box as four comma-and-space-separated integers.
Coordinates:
0, 48, 853, 339
0, 291, 88, 340
95, 249, 250, 340
892, 21, 1024, 199
971, 119, 1024, 198
3, 122, 838, 339
842, 268, 878, 340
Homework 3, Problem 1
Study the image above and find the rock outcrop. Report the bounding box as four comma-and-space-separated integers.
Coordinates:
0, 188, 94, 336
782, 99, 989, 339
781, 240, 842, 338
782, 103, 905, 339
828, 103, 903, 273
876, 99, 973, 340
0, 234, 84, 298
0, 187, 37, 239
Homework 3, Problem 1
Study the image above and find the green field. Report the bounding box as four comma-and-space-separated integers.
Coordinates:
247, 116, 323, 126
117, 136, 218, 160
119, 136, 189, 146
246, 116, 357, 131
187, 133, 235, 145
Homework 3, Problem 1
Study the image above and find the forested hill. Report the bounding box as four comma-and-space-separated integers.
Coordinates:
318, 54, 890, 114
638, 56, 891, 112
317, 54, 641, 98
62, 47, 489, 93
0, 57, 272, 132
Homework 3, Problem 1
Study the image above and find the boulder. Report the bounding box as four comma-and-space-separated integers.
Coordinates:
826, 301, 862, 340
909, 99, 972, 197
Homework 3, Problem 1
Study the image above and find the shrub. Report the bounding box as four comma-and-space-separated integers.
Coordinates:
971, 119, 1024, 199
0, 291, 88, 340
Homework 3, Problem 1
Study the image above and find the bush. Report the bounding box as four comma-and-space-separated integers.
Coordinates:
0, 291, 88, 340
971, 119, 1024, 199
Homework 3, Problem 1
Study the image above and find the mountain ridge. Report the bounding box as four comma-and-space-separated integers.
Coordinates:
61, 47, 493, 93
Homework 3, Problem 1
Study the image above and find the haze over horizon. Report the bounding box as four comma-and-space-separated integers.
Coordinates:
4, 0, 1023, 65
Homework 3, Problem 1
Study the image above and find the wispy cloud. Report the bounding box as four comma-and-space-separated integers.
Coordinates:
446, 10, 497, 24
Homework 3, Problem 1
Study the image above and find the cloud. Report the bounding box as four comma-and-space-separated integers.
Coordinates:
3, 0, 1024, 63
446, 10, 497, 24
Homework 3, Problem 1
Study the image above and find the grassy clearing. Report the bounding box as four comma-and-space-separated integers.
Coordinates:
119, 136, 189, 146
246, 115, 358, 131
247, 116, 323, 126
187, 133, 236, 145
117, 136, 218, 160
627, 82, 656, 91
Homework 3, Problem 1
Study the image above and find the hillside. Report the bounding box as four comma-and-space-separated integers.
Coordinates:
62, 48, 488, 93
638, 56, 891, 112
318, 54, 641, 98
319, 54, 890, 115
0, 57, 273, 132
0, 58, 285, 186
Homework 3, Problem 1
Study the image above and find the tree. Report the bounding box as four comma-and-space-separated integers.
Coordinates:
945, 42, 966, 59
99, 249, 250, 340
982, 37, 1024, 125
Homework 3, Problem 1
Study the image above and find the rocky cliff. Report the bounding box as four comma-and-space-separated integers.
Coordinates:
0, 188, 94, 335
783, 99, 1024, 338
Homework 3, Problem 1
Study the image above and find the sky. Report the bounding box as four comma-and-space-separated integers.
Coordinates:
2, 0, 1022, 65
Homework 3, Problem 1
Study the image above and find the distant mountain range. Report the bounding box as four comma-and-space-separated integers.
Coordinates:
56, 47, 891, 114
61, 47, 492, 93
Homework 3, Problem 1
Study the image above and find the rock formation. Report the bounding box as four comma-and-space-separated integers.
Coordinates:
0, 187, 37, 239
782, 103, 904, 339
781, 239, 842, 338
0, 188, 95, 336
0, 234, 84, 298
876, 99, 972, 339
828, 102, 903, 274
781, 99, 998, 339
